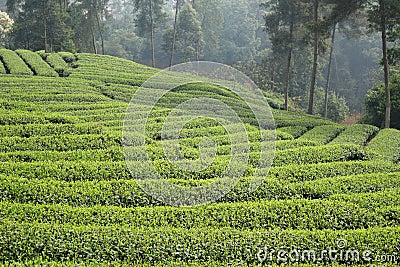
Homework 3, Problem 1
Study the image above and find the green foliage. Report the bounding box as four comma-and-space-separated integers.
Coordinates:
163, 3, 204, 63
0, 48, 32, 75
299, 124, 345, 144
277, 126, 308, 138
70, 53, 156, 85
2, 171, 400, 207
43, 53, 69, 76
58, 52, 76, 63
329, 124, 379, 146
0, 57, 5, 74
0, 52, 398, 266
0, 133, 120, 152
16, 50, 58, 77
0, 220, 398, 263
0, 10, 13, 46
7, 0, 75, 52
2, 196, 400, 230
366, 128, 400, 162
273, 109, 335, 127
362, 67, 400, 129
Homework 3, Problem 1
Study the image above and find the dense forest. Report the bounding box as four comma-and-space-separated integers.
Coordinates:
0, 0, 399, 126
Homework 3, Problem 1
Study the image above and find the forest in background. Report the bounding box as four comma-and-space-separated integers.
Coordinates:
0, 0, 399, 125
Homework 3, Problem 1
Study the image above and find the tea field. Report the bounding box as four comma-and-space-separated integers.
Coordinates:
0, 49, 399, 266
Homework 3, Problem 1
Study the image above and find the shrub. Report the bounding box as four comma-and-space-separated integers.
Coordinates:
43, 53, 69, 76
299, 125, 345, 144
329, 124, 379, 146
16, 49, 58, 77
0, 49, 32, 75
366, 128, 400, 162
277, 126, 308, 138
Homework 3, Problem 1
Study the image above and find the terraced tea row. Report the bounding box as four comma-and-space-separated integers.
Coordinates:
0, 49, 73, 77
0, 52, 399, 266
0, 221, 398, 264
2, 171, 399, 208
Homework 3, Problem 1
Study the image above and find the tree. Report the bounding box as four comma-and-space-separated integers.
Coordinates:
0, 10, 13, 47
192, 0, 223, 62
263, 0, 310, 111
362, 66, 400, 129
324, 23, 336, 118
169, 0, 180, 67
322, 0, 365, 117
307, 0, 319, 114
367, 0, 400, 128
133, 0, 165, 67
6, 0, 75, 52
65, 0, 110, 54
163, 3, 203, 63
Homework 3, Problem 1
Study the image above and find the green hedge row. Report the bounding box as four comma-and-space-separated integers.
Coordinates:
0, 144, 367, 181
16, 50, 58, 77
0, 111, 79, 125
0, 147, 123, 162
277, 126, 309, 138
3, 92, 112, 103
271, 144, 364, 167
58, 52, 76, 63
0, 49, 32, 75
366, 128, 400, 162
0, 221, 399, 264
2, 195, 400, 230
131, 144, 365, 179
43, 53, 69, 76
70, 53, 155, 86
0, 58, 6, 74
330, 124, 379, 146
329, 188, 400, 209
0, 161, 130, 181
0, 133, 120, 152
16, 102, 126, 113
273, 110, 334, 128
267, 160, 400, 182
0, 123, 106, 138
0, 143, 395, 182
1, 172, 399, 207
299, 124, 345, 144
0, 260, 390, 267
180, 139, 318, 158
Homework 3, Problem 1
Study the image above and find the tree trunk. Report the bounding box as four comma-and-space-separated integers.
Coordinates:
43, 1, 48, 52
324, 24, 336, 118
91, 27, 98, 54
284, 18, 294, 111
270, 63, 275, 91
170, 0, 179, 68
380, 0, 391, 128
44, 17, 48, 52
308, 0, 319, 115
149, 0, 156, 67
95, 10, 105, 55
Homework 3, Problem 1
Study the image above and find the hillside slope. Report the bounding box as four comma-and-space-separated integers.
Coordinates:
0, 51, 399, 266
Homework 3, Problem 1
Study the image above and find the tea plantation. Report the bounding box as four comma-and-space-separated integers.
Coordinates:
0, 49, 399, 266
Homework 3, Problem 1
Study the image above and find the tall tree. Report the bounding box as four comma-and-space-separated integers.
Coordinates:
324, 24, 336, 118
263, 0, 310, 111
7, 0, 75, 51
0, 10, 13, 47
367, 0, 400, 128
133, 0, 165, 67
307, 0, 319, 114
169, 0, 180, 67
163, 2, 203, 63
191, 0, 223, 62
